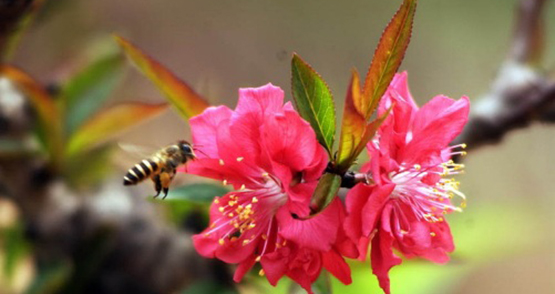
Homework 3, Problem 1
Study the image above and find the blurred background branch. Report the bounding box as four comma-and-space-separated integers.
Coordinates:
453, 0, 555, 153
0, 65, 232, 294
0, 1, 233, 293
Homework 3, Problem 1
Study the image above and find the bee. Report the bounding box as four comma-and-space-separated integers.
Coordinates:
123, 140, 196, 199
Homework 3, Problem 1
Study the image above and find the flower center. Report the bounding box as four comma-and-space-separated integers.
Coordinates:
389, 144, 467, 223
204, 169, 288, 253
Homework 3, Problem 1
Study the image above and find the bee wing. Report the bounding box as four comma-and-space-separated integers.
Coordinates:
118, 143, 156, 158
116, 142, 164, 171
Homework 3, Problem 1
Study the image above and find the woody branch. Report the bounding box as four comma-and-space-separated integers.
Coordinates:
452, 0, 555, 153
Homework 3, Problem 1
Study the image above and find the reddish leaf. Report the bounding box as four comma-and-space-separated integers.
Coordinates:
335, 0, 416, 173
66, 102, 168, 155
114, 35, 210, 119
336, 71, 392, 173
336, 69, 365, 171
0, 0, 45, 62
0, 65, 63, 161
353, 107, 392, 162
359, 0, 416, 119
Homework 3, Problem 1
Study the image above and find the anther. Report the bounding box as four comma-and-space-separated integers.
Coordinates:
237, 157, 244, 162
219, 159, 225, 166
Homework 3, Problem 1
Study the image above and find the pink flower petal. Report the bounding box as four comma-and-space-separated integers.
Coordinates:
233, 256, 257, 282
371, 211, 402, 294
323, 250, 352, 285
260, 247, 291, 285
262, 110, 327, 174
192, 234, 218, 258
235, 83, 285, 117
402, 96, 470, 164
189, 105, 233, 158
276, 198, 342, 251
344, 183, 395, 260
361, 184, 396, 236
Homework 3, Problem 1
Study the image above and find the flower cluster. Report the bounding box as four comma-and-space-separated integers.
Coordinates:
187, 74, 469, 293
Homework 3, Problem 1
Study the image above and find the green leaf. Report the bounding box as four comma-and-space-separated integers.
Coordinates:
114, 35, 211, 119
312, 270, 332, 294
2, 223, 29, 282
359, 0, 417, 119
62, 52, 125, 135
163, 183, 229, 204
291, 54, 336, 157
64, 145, 114, 188
25, 261, 72, 294
66, 102, 167, 156
181, 281, 238, 294
310, 173, 341, 214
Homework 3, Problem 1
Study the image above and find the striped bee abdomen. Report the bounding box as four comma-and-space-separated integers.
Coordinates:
123, 159, 159, 186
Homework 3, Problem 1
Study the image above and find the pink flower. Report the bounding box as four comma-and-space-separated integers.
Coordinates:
344, 72, 470, 294
188, 84, 356, 292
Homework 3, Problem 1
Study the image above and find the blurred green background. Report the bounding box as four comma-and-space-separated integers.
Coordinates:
4, 0, 555, 293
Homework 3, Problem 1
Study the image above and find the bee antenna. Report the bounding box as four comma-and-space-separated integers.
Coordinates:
194, 148, 209, 158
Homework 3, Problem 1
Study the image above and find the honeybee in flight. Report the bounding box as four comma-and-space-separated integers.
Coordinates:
123, 140, 196, 199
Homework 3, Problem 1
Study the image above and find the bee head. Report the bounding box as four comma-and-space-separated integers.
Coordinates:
178, 140, 196, 159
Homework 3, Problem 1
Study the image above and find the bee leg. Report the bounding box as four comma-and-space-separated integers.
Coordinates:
159, 171, 172, 200
153, 175, 162, 198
